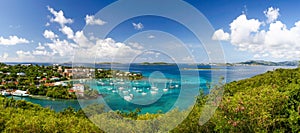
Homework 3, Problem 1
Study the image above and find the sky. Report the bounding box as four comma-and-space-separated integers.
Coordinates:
0, 0, 300, 63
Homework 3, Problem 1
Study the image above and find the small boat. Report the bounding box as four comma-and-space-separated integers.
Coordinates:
124, 95, 132, 101
151, 87, 158, 91
141, 92, 147, 96
122, 91, 129, 95
175, 84, 179, 88
112, 90, 117, 93
129, 94, 134, 98
12, 90, 29, 97
163, 88, 168, 92
150, 91, 157, 95
118, 87, 125, 90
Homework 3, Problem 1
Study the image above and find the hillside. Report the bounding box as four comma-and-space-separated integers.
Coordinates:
173, 67, 300, 132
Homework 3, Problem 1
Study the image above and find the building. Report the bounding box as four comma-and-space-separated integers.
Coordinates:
71, 84, 84, 96
17, 72, 26, 76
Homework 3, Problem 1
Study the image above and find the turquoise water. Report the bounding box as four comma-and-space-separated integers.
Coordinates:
7, 64, 296, 113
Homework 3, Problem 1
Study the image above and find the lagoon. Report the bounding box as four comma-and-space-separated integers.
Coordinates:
6, 64, 296, 113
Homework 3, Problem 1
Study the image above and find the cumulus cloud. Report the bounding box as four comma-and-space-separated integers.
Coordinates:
46, 39, 77, 57
264, 7, 280, 23
60, 26, 74, 39
85, 15, 106, 26
212, 7, 300, 60
0, 36, 29, 45
47, 6, 73, 26
73, 31, 93, 48
132, 22, 144, 30
212, 29, 230, 41
36, 43, 45, 50
16, 51, 33, 58
43, 30, 58, 40
32, 50, 53, 56
128, 42, 144, 50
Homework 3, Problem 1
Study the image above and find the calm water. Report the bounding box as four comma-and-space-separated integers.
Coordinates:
6, 64, 296, 113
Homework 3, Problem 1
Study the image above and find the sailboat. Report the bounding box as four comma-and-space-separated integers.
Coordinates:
163, 82, 168, 92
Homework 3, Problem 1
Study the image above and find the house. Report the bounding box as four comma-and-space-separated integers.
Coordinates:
57, 66, 63, 73
71, 84, 84, 96
63, 69, 73, 77
17, 72, 26, 76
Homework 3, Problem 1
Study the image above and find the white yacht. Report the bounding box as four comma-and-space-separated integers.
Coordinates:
12, 90, 29, 97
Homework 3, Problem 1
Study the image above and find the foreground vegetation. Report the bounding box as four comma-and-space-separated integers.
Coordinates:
0, 67, 299, 132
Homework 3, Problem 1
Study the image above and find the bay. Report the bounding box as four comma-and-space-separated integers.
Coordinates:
6, 64, 296, 113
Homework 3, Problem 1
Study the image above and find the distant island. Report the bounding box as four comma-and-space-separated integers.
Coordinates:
232, 60, 299, 66
203, 60, 299, 66
140, 62, 176, 65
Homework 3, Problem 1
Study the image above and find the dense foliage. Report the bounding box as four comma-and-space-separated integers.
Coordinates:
0, 96, 103, 133
172, 67, 300, 132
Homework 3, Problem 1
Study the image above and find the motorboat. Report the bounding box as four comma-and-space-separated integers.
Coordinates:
150, 91, 157, 95
124, 95, 132, 101
12, 90, 29, 97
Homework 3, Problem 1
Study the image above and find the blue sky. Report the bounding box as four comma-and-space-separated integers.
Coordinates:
0, 0, 300, 63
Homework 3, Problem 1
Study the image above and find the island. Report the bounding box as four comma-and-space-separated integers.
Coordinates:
140, 62, 176, 65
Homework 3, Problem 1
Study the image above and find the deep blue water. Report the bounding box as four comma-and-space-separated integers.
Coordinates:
5, 64, 296, 113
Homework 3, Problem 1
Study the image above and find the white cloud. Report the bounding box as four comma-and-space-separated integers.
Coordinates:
212, 29, 230, 41
45, 22, 50, 27
264, 7, 280, 23
36, 43, 45, 50
0, 53, 9, 59
73, 31, 93, 48
212, 7, 300, 60
47, 6, 73, 26
132, 22, 144, 30
0, 36, 29, 45
85, 15, 106, 26
229, 14, 261, 45
60, 26, 74, 39
128, 42, 144, 50
46, 39, 77, 57
43, 30, 58, 40
32, 50, 53, 56
16, 50, 33, 58
148, 35, 155, 39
